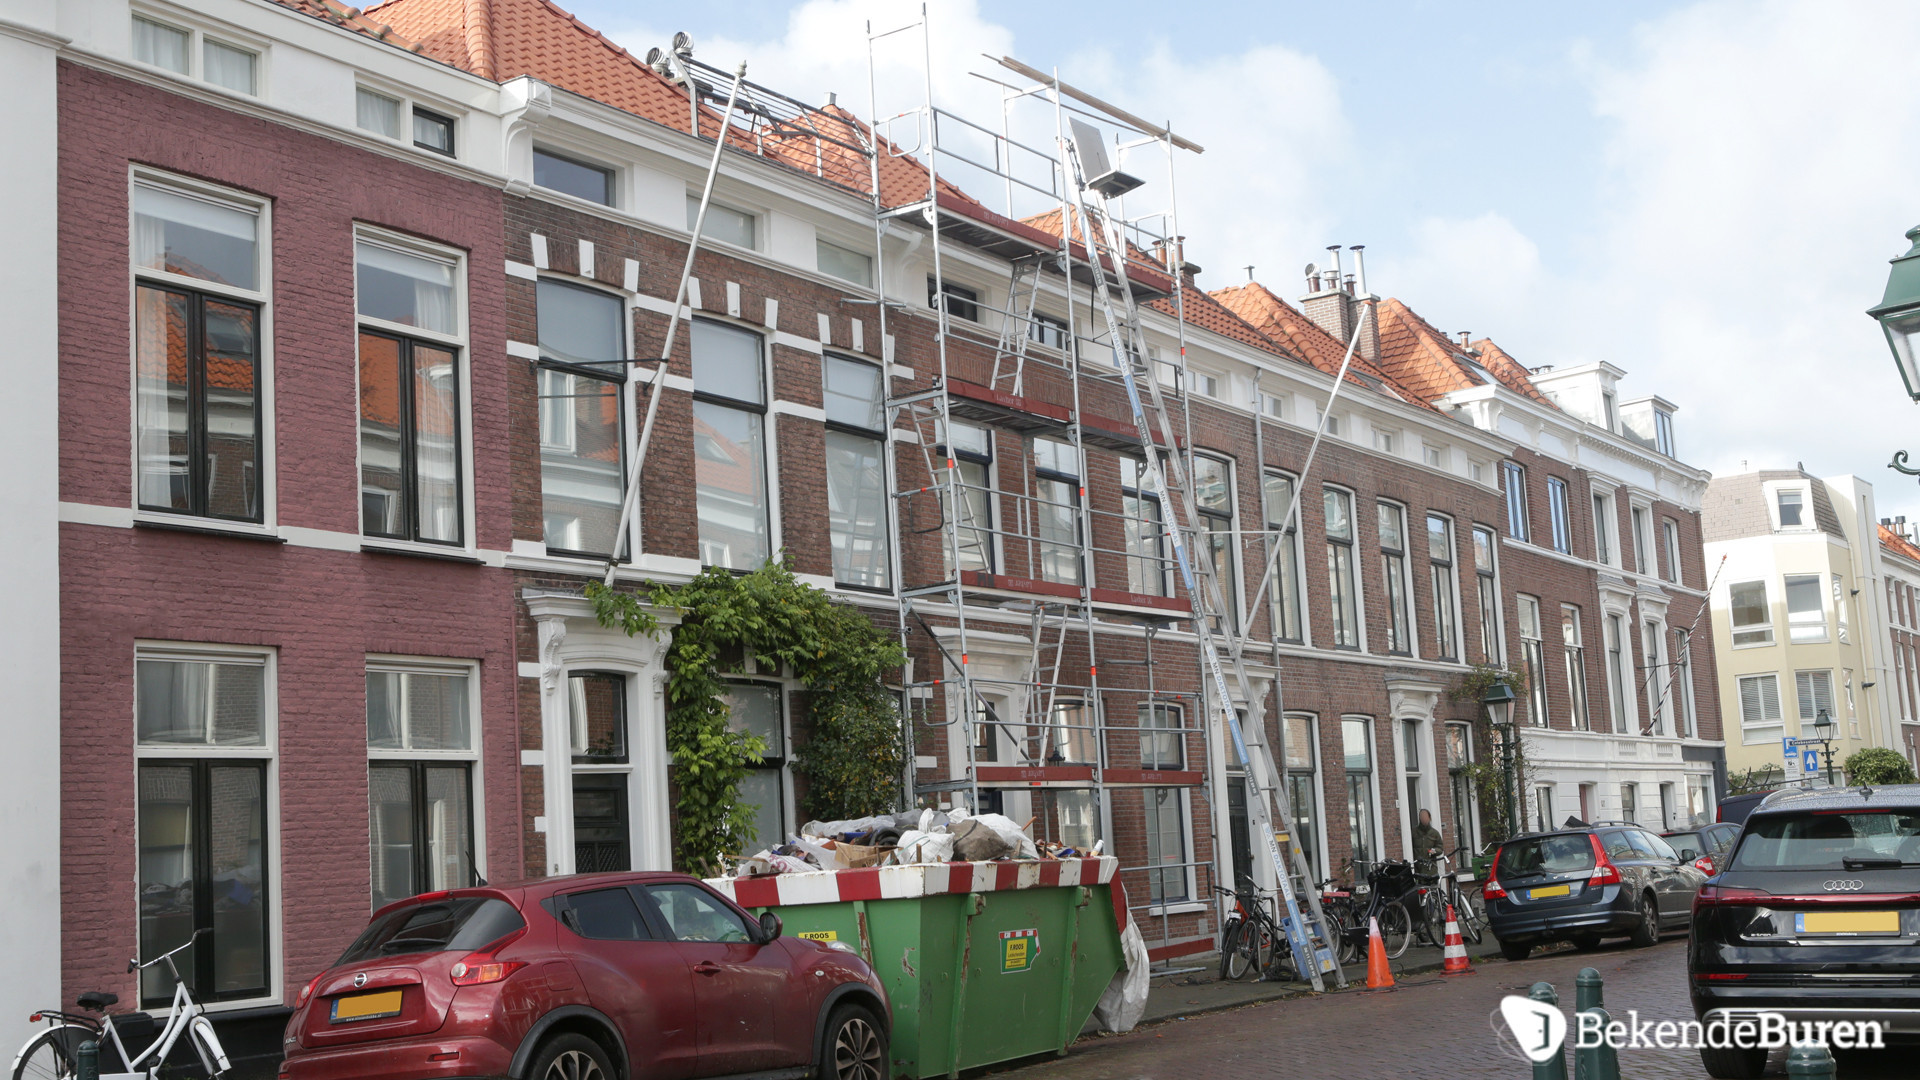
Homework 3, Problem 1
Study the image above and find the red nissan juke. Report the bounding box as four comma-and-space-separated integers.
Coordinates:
280, 871, 889, 1080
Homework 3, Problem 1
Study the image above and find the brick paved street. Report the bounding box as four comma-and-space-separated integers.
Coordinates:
996, 938, 1911, 1079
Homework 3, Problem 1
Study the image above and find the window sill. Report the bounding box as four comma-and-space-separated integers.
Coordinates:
134, 515, 285, 543
360, 541, 484, 565
1146, 901, 1208, 917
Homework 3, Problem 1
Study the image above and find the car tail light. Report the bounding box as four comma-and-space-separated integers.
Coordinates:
1693, 883, 1769, 909
1482, 845, 1507, 900
1693, 856, 1716, 875
1587, 834, 1622, 886
295, 973, 322, 1008
450, 926, 527, 987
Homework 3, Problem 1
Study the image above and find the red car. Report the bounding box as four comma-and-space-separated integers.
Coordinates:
280, 871, 890, 1080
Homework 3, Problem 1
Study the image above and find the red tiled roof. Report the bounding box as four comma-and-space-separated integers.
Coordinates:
275, 0, 432, 52
1372, 297, 1557, 409
1208, 283, 1433, 409
1883, 524, 1920, 565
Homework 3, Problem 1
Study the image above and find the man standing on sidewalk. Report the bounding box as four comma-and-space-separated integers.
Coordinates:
1412, 809, 1445, 875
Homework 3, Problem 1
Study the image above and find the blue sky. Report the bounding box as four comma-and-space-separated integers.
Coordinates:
557, 0, 1920, 521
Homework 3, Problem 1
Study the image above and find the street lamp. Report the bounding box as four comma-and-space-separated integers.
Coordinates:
1870, 225, 1920, 402
1483, 680, 1519, 836
1810, 708, 1839, 785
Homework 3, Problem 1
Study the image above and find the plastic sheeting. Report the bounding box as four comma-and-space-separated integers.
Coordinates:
1091, 918, 1149, 1033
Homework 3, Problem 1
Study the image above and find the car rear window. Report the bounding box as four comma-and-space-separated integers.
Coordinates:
338, 897, 525, 964
1665, 831, 1704, 856
1730, 811, 1920, 871
1497, 835, 1595, 877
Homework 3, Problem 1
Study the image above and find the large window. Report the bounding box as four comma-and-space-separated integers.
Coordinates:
1474, 526, 1502, 663
691, 320, 770, 569
927, 277, 979, 322
1139, 702, 1184, 769
533, 147, 614, 205
569, 672, 630, 873
1593, 491, 1617, 566
1034, 438, 1083, 586
1378, 502, 1414, 655
1795, 669, 1835, 731
367, 664, 475, 910
726, 682, 786, 849
1143, 787, 1189, 904
938, 422, 994, 575
1121, 458, 1168, 597
1047, 699, 1097, 766
1518, 595, 1547, 725
1673, 628, 1695, 738
1643, 620, 1667, 735
538, 279, 627, 557
135, 651, 271, 1006
1604, 613, 1629, 734
1446, 723, 1478, 851
1566, 605, 1593, 731
1263, 473, 1304, 642
1427, 514, 1459, 662
1194, 457, 1237, 631
1342, 718, 1377, 866
1785, 573, 1827, 643
1402, 720, 1426, 849
1283, 714, 1320, 880
1743, 672, 1781, 737
1729, 581, 1773, 646
1325, 487, 1361, 648
134, 180, 265, 523
1661, 519, 1682, 583
1631, 506, 1653, 575
1547, 478, 1571, 553
824, 356, 890, 589
1502, 462, 1529, 541
357, 238, 463, 545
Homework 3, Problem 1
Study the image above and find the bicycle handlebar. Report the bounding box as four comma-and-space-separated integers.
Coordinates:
128, 926, 208, 973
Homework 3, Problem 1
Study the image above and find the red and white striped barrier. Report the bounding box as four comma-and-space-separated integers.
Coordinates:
706, 856, 1128, 929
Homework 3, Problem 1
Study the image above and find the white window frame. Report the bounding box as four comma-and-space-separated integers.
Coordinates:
1377, 500, 1416, 656
1373, 427, 1399, 455
529, 143, 618, 206
1794, 668, 1836, 734
1592, 488, 1619, 568
815, 236, 875, 288
687, 193, 759, 251
1279, 712, 1328, 884
1142, 786, 1198, 914
822, 352, 893, 591
1738, 672, 1785, 745
1518, 594, 1547, 725
1340, 715, 1383, 866
1642, 618, 1668, 736
1784, 572, 1828, 644
1324, 484, 1365, 650
1423, 443, 1445, 469
1502, 461, 1529, 542
1262, 470, 1307, 645
132, 641, 281, 1012
364, 656, 486, 900
1426, 512, 1462, 663
352, 225, 475, 555
1770, 483, 1812, 531
130, 8, 266, 99
1473, 525, 1506, 664
128, 169, 276, 534
1547, 476, 1572, 554
1728, 579, 1775, 647
1630, 501, 1654, 576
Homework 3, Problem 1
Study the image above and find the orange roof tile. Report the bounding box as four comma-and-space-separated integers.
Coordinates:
1207, 282, 1433, 410
1372, 297, 1557, 409
1883, 523, 1920, 565
274, 0, 432, 53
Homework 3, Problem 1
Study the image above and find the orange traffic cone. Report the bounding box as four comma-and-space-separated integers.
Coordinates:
1441, 904, 1471, 975
1365, 915, 1395, 989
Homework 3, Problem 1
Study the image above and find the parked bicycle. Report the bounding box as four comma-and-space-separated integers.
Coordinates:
12, 928, 232, 1079
1217, 884, 1279, 980
1330, 860, 1419, 964
1414, 846, 1486, 947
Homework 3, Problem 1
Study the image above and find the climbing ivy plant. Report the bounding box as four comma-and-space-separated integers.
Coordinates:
1447, 662, 1536, 843
587, 559, 905, 876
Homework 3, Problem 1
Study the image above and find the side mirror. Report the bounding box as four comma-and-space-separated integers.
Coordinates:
1679, 848, 1699, 860
757, 911, 782, 943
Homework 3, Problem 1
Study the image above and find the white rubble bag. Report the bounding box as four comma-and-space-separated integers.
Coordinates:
1091, 918, 1150, 1033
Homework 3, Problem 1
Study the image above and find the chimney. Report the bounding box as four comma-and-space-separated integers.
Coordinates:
1348, 244, 1379, 363
1300, 244, 1355, 349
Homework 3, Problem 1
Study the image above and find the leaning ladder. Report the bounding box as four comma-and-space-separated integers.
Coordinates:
1061, 139, 1347, 991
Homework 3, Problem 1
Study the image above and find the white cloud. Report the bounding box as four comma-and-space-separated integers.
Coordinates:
1377, 212, 1548, 342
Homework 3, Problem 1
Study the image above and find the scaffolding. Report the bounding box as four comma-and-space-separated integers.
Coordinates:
861, 11, 1349, 987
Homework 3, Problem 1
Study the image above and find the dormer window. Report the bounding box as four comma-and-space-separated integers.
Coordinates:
1602, 390, 1618, 433
1778, 488, 1805, 528
1654, 410, 1675, 457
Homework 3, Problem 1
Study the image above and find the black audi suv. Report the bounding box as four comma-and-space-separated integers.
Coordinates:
1690, 785, 1920, 1077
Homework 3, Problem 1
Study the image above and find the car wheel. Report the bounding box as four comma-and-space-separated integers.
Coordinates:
1570, 934, 1602, 951
1498, 938, 1531, 961
820, 1004, 888, 1080
1628, 893, 1659, 948
528, 1033, 614, 1080
1699, 1044, 1768, 1079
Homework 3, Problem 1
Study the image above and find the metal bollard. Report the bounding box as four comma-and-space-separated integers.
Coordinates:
1785, 1043, 1837, 1078
1528, 981, 1567, 1080
1573, 1006, 1620, 1080
1574, 966, 1604, 1013
76, 1039, 98, 1080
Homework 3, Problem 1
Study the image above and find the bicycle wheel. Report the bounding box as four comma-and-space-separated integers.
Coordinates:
1220, 919, 1253, 980
1453, 887, 1485, 945
1377, 900, 1414, 959
13, 1030, 77, 1080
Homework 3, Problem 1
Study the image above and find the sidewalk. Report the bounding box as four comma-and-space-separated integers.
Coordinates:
1133, 927, 1511, 1026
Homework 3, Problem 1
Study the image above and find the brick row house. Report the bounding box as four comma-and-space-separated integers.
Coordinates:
3, 0, 1727, 1067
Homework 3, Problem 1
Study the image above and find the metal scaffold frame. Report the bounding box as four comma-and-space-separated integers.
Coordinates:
862, 9, 1342, 983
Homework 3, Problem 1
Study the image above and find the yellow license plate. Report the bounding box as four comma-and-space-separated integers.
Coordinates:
331, 989, 403, 1022
1528, 884, 1571, 899
1799, 910, 1900, 935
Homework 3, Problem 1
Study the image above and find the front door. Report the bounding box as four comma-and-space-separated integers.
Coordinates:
640, 882, 802, 1074
572, 773, 629, 872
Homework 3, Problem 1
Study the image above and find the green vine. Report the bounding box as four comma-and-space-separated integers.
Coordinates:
1448, 663, 1537, 843
586, 559, 906, 876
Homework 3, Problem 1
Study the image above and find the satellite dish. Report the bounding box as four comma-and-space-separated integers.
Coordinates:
672, 31, 694, 57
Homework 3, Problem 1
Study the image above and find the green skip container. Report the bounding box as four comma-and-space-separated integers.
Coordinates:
708, 857, 1130, 1079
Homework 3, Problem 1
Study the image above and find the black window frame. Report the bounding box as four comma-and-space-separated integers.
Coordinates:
136, 758, 270, 1007
536, 278, 629, 559
359, 329, 466, 546
412, 106, 456, 156
134, 284, 264, 523
367, 760, 476, 910
928, 277, 980, 322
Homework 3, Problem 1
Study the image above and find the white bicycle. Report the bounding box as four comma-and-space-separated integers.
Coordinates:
12, 928, 232, 1079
